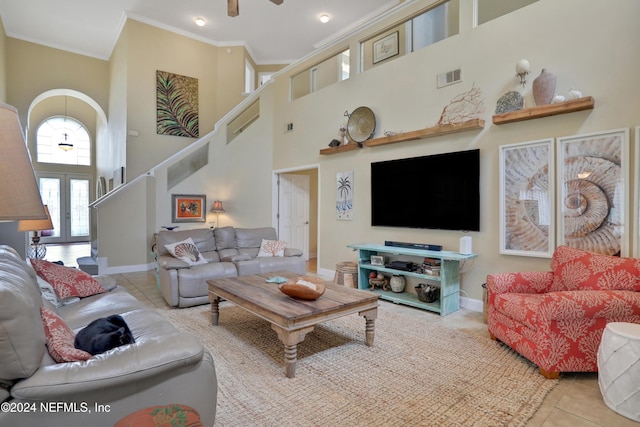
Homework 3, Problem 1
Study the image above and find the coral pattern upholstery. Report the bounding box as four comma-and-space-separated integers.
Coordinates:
487, 246, 640, 378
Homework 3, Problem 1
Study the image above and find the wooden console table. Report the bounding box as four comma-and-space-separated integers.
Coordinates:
347, 243, 477, 316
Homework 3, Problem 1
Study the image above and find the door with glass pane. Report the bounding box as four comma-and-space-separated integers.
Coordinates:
38, 173, 91, 243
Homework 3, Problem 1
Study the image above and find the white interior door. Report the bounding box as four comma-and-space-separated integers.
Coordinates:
38, 172, 91, 243
278, 173, 310, 260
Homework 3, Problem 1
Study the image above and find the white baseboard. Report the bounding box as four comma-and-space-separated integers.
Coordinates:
97, 257, 154, 275
460, 296, 483, 313
317, 267, 334, 280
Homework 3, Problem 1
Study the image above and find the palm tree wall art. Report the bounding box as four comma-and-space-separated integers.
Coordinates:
336, 171, 353, 220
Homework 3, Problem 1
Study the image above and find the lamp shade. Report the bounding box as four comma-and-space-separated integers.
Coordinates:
18, 205, 53, 232
0, 103, 47, 221
211, 200, 225, 213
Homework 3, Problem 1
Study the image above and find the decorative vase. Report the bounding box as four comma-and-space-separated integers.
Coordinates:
389, 275, 406, 293
532, 69, 556, 106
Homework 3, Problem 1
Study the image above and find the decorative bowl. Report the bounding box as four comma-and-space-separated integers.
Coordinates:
278, 276, 326, 300
346, 106, 376, 143
415, 284, 439, 303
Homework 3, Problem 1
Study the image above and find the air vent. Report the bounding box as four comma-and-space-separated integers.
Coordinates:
437, 68, 462, 88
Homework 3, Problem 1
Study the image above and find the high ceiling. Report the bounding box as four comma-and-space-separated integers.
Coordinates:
0, 0, 400, 64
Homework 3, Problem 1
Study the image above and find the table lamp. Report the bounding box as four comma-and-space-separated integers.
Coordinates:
210, 200, 225, 228
18, 205, 54, 259
0, 103, 48, 222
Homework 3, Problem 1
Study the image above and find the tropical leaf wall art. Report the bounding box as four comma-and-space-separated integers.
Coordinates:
156, 70, 199, 138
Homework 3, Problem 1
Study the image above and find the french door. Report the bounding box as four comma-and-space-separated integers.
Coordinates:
37, 173, 92, 243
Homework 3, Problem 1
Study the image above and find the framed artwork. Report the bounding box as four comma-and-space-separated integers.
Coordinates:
171, 194, 206, 223
557, 128, 629, 256
336, 171, 353, 220
500, 139, 555, 257
371, 255, 385, 265
156, 70, 199, 138
373, 31, 399, 64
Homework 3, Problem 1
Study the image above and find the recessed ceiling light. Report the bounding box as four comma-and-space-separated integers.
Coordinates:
195, 17, 206, 27
320, 14, 330, 24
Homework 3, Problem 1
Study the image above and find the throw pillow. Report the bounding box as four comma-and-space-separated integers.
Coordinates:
257, 239, 287, 257
30, 259, 106, 299
40, 307, 92, 363
164, 237, 208, 266
550, 245, 640, 292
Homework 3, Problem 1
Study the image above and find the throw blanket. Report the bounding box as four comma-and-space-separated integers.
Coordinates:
74, 314, 135, 355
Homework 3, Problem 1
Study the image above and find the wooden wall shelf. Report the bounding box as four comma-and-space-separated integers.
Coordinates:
319, 143, 362, 155
365, 118, 485, 147
492, 96, 594, 125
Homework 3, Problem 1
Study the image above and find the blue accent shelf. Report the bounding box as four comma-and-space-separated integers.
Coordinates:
347, 243, 477, 316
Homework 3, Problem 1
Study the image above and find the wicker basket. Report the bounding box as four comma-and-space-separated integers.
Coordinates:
334, 261, 358, 288
415, 284, 439, 303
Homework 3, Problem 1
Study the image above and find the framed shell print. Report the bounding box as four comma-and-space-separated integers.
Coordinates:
557, 129, 629, 256
500, 139, 555, 257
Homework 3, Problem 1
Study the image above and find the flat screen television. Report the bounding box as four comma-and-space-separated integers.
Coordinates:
371, 149, 480, 231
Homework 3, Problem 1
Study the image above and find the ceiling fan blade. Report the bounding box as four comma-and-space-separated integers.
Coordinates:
228, 0, 239, 17
270, 0, 283, 4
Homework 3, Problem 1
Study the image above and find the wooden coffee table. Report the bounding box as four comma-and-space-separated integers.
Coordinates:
207, 271, 379, 378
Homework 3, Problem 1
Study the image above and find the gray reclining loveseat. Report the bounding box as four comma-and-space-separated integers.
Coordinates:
157, 226, 306, 307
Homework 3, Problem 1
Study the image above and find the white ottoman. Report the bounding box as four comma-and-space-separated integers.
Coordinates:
597, 322, 640, 422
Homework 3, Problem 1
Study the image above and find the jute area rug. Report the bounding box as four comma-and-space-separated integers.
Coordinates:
160, 302, 557, 427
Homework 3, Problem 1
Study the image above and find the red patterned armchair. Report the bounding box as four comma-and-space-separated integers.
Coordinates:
487, 245, 640, 378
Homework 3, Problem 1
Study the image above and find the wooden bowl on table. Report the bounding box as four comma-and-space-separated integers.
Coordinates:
278, 276, 326, 300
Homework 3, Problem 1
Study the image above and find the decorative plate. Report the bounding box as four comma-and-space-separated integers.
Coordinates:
347, 106, 376, 143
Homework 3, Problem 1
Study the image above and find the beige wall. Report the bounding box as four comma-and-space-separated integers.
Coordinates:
103, 23, 128, 186
4, 0, 639, 306
153, 87, 277, 233
0, 18, 6, 103
119, 0, 640, 300
5, 39, 109, 130
96, 177, 153, 268
267, 0, 640, 300
122, 20, 248, 179
0, 19, 24, 256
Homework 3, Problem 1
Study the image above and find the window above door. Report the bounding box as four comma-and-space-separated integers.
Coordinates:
36, 116, 91, 166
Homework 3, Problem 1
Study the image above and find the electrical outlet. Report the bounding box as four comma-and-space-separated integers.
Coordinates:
284, 123, 294, 133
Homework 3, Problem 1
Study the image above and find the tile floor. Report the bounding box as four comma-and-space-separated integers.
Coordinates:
46, 245, 638, 426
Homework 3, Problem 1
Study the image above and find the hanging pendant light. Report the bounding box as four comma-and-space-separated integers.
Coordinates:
58, 96, 73, 151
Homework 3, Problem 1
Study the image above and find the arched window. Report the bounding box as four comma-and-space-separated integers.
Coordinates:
36, 116, 91, 166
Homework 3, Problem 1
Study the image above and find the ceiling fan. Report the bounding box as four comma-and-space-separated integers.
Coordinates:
228, 0, 283, 17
